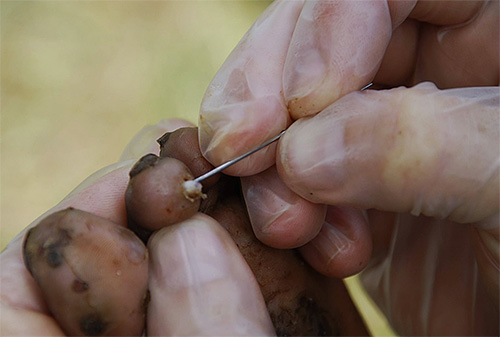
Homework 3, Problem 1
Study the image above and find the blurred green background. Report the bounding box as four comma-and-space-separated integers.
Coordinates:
1, 1, 394, 336
1, 0, 267, 246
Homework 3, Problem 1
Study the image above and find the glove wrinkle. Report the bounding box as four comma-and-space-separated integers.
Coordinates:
361, 215, 499, 336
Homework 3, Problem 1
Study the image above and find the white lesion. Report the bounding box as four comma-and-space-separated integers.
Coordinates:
182, 180, 206, 202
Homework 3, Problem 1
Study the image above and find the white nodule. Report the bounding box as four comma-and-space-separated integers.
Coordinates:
182, 180, 206, 202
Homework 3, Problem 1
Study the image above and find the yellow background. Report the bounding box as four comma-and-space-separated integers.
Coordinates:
2, 1, 267, 246
1, 2, 394, 336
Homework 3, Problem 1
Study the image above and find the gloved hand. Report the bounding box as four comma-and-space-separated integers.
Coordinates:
198, 0, 499, 335
0, 119, 274, 336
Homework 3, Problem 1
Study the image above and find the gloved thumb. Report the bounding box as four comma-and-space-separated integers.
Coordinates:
277, 82, 499, 224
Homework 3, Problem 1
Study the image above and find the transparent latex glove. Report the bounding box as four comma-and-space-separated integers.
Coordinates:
0, 119, 274, 336
199, 0, 498, 251
198, 0, 499, 335
279, 83, 499, 336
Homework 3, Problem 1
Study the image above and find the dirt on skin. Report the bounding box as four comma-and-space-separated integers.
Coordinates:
208, 177, 369, 336
153, 127, 370, 336
23, 208, 148, 336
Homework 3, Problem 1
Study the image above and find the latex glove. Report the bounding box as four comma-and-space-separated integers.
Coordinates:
0, 119, 274, 336
198, 0, 499, 335
280, 83, 499, 335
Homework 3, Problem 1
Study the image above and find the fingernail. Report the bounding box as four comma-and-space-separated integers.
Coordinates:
283, 0, 391, 118
242, 177, 290, 235
310, 221, 351, 264
242, 167, 327, 249
283, 2, 329, 118
200, 95, 287, 175
149, 216, 235, 290
284, 46, 327, 109
198, 0, 303, 175
147, 214, 274, 336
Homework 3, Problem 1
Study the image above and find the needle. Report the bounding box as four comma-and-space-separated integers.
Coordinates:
360, 82, 373, 91
193, 130, 286, 183
192, 83, 373, 184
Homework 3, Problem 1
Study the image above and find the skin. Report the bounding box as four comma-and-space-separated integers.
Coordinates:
157, 126, 369, 335
208, 180, 369, 336
1, 1, 498, 335
241, 166, 327, 249
147, 214, 275, 336
1, 120, 369, 336
0, 163, 135, 336
0, 120, 274, 336
198, 0, 499, 335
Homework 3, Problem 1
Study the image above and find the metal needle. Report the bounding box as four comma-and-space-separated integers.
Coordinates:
193, 130, 286, 183
193, 83, 373, 184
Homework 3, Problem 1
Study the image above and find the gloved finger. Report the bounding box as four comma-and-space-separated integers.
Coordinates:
0, 307, 64, 336
373, 0, 497, 88
411, 0, 498, 88
284, 0, 494, 119
199, 0, 303, 176
0, 162, 133, 335
409, 0, 486, 25
241, 166, 325, 249
0, 118, 191, 334
278, 82, 499, 224
147, 213, 275, 336
283, 0, 394, 119
299, 206, 372, 278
